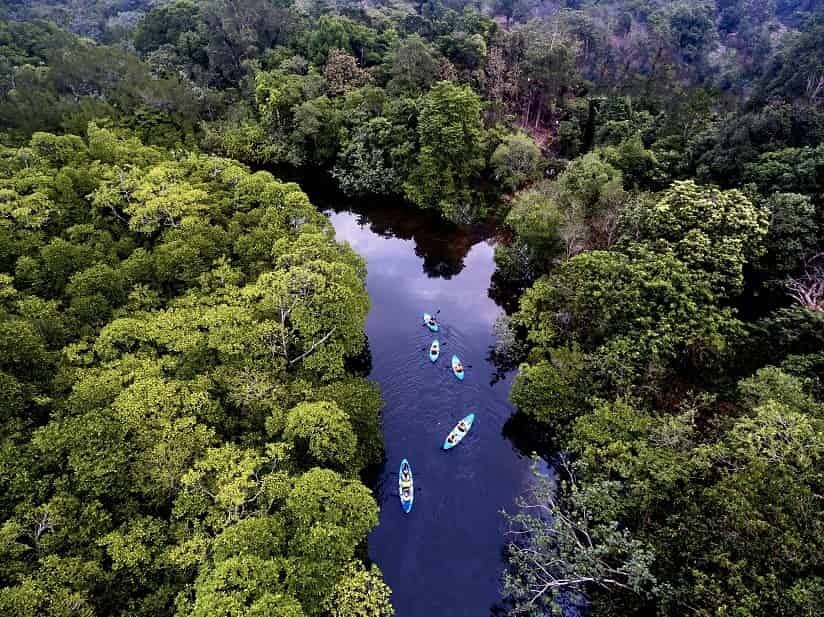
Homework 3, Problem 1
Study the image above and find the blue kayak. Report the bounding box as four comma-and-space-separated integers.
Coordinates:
429, 339, 440, 362
451, 354, 465, 380
443, 414, 475, 450
423, 312, 439, 332
399, 459, 413, 513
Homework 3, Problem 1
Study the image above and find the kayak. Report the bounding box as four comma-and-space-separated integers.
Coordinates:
443, 414, 475, 450
429, 339, 440, 362
423, 312, 439, 332
451, 354, 465, 380
399, 459, 413, 513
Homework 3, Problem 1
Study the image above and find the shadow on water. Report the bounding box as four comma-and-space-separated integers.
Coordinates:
502, 411, 560, 464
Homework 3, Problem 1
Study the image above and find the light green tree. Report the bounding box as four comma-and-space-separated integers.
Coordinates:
625, 180, 769, 296
329, 562, 394, 617
490, 132, 544, 191
284, 401, 358, 471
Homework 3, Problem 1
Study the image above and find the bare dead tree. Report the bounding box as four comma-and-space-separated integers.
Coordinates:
29, 509, 54, 550
805, 74, 824, 101
561, 204, 587, 258
786, 253, 824, 311
502, 457, 656, 614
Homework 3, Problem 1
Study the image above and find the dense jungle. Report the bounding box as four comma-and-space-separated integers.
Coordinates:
0, 0, 822, 616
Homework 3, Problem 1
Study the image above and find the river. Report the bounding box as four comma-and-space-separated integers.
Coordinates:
325, 202, 537, 617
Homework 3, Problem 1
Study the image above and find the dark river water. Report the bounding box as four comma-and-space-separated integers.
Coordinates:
325, 203, 536, 617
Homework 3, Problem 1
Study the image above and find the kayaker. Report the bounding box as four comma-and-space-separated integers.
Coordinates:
401, 468, 411, 482
457, 420, 468, 432
455, 361, 464, 374
447, 433, 457, 445
428, 316, 437, 327
402, 487, 410, 499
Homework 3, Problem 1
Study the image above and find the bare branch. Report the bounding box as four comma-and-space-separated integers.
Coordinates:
786, 254, 824, 311
288, 327, 337, 365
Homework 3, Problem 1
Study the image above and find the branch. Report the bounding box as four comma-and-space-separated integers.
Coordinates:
786, 257, 824, 311
288, 327, 337, 365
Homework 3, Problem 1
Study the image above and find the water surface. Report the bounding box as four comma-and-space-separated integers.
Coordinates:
326, 204, 535, 617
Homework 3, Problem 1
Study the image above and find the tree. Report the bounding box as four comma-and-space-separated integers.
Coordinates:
786, 257, 824, 311
502, 183, 564, 269
305, 16, 380, 67
290, 96, 342, 167
92, 161, 211, 235
188, 555, 302, 617
249, 233, 369, 379
503, 459, 657, 615
200, 0, 296, 84
313, 379, 384, 470
285, 469, 379, 614
509, 347, 591, 441
758, 11, 824, 102
387, 35, 439, 95
513, 247, 741, 389
286, 468, 378, 545
624, 180, 769, 296
602, 134, 665, 190
490, 132, 544, 191
491, 0, 537, 28
757, 193, 819, 277
328, 563, 394, 617
134, 1, 202, 54
332, 117, 402, 196
323, 50, 369, 96
514, 19, 581, 129
650, 1, 717, 66
284, 401, 358, 471
558, 152, 625, 219
404, 81, 485, 223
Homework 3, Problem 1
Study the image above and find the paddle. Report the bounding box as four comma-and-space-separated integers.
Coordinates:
389, 488, 425, 498
443, 362, 472, 371
421, 342, 444, 350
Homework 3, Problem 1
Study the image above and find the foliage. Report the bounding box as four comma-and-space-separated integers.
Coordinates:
332, 117, 403, 197
503, 459, 657, 616
403, 81, 486, 223
513, 247, 740, 388
502, 183, 564, 271
284, 402, 357, 471
387, 35, 439, 95
623, 180, 769, 296
757, 192, 819, 277
0, 126, 385, 617
328, 562, 394, 617
2, 2, 824, 617
324, 50, 370, 97
490, 132, 544, 192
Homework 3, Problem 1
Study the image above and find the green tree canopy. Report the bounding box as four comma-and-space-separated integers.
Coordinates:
404, 81, 486, 223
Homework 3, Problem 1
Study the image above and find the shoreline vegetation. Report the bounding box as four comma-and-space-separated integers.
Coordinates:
1, 1, 822, 616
